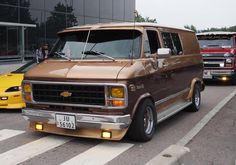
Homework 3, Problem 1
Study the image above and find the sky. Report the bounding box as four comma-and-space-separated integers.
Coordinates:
136, 0, 236, 30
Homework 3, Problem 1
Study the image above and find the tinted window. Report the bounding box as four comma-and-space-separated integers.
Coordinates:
162, 32, 183, 55
147, 30, 160, 54
51, 30, 142, 59
197, 35, 234, 48
144, 30, 160, 56
162, 32, 173, 51
171, 33, 183, 55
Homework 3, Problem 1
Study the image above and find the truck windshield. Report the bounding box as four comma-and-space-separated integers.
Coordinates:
50, 30, 141, 60
198, 35, 233, 48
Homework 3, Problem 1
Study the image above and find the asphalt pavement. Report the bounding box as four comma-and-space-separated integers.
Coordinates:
187, 93, 236, 165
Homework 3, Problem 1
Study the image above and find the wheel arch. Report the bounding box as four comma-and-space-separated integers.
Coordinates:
187, 77, 204, 100
131, 93, 155, 118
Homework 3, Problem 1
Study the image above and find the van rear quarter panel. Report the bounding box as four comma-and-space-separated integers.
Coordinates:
180, 32, 200, 55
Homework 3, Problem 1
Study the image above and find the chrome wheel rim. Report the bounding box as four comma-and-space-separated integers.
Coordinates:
195, 89, 200, 108
144, 106, 154, 135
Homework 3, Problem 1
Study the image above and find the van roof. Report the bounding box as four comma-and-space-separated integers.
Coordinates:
63, 22, 193, 33
197, 31, 236, 36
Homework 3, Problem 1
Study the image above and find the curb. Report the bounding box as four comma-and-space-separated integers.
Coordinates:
146, 145, 192, 165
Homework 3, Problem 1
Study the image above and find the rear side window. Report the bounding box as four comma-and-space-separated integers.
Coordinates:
162, 32, 183, 55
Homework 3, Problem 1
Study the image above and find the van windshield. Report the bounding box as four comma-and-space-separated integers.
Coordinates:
198, 35, 233, 48
50, 30, 141, 60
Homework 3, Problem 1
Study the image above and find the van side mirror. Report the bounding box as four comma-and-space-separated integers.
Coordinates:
157, 48, 171, 58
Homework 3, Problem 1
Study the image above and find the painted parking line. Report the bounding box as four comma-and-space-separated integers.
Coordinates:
0, 129, 25, 142
0, 135, 72, 165
61, 142, 134, 165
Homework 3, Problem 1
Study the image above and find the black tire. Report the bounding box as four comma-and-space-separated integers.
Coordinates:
231, 78, 236, 85
188, 84, 201, 112
127, 99, 157, 142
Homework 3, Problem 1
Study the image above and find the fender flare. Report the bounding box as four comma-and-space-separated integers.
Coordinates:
187, 77, 204, 100
131, 93, 154, 118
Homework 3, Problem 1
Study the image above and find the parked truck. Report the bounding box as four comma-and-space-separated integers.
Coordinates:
197, 32, 236, 83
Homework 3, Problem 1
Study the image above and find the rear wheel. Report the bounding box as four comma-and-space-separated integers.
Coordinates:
188, 84, 201, 112
128, 99, 157, 142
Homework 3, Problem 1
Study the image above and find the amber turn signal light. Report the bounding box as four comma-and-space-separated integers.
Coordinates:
112, 100, 125, 107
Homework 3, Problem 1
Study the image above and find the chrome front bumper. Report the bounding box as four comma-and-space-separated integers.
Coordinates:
203, 69, 235, 79
210, 70, 235, 76
22, 108, 131, 130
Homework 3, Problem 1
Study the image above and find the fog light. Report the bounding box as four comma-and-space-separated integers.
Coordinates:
35, 123, 43, 130
101, 131, 112, 139
222, 77, 227, 81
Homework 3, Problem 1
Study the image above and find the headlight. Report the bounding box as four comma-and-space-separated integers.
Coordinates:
23, 83, 31, 93
111, 87, 124, 98
5, 86, 21, 92
106, 85, 127, 108
22, 82, 32, 102
226, 58, 232, 63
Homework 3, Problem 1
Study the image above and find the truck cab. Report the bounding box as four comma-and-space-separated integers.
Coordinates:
197, 32, 236, 83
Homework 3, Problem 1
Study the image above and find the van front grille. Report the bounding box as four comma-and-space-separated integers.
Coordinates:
32, 83, 105, 106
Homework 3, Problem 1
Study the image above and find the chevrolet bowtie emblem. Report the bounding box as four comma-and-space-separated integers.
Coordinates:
60, 91, 72, 97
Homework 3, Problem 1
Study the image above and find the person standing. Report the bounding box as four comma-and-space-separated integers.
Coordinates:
35, 45, 44, 63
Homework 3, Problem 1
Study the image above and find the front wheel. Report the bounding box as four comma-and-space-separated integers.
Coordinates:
127, 99, 157, 142
188, 84, 201, 112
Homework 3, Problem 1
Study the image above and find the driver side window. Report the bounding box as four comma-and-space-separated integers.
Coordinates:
144, 30, 161, 57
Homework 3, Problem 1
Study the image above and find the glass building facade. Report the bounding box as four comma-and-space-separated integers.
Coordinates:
0, 0, 135, 61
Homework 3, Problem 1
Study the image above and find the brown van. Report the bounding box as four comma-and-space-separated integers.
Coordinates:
22, 23, 204, 142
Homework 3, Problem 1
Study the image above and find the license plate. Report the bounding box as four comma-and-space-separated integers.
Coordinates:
203, 71, 212, 79
55, 114, 76, 130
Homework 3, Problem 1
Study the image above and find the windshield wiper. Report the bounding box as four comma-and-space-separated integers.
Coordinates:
83, 50, 115, 61
53, 52, 70, 60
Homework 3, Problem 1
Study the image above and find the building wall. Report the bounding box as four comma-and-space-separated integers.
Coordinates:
0, 0, 135, 60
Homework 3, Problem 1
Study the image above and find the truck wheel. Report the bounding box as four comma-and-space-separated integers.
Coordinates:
231, 79, 236, 85
128, 99, 156, 142
189, 84, 201, 112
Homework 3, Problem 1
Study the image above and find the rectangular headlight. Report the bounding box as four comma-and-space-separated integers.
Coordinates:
23, 83, 31, 93
111, 87, 124, 98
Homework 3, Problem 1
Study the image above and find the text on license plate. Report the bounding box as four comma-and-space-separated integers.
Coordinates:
56, 114, 76, 130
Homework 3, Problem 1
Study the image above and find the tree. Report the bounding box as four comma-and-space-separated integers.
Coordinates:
184, 25, 197, 32
135, 11, 157, 23
0, 0, 35, 24
45, 2, 78, 38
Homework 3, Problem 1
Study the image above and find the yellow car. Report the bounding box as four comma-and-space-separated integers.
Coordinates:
0, 61, 37, 109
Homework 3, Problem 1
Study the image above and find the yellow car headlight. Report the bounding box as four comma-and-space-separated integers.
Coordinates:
111, 87, 124, 98
5, 86, 21, 92
23, 83, 31, 93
